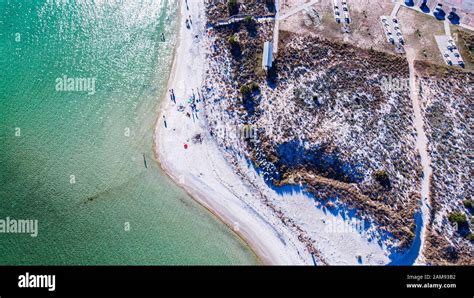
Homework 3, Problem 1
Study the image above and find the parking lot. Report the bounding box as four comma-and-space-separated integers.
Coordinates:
332, 0, 351, 24
435, 35, 465, 67
381, 16, 405, 46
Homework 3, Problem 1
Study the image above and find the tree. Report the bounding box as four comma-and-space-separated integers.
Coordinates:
244, 16, 256, 31
244, 16, 253, 24
250, 82, 260, 92
463, 200, 473, 209
448, 211, 467, 225
228, 0, 239, 16
265, 0, 276, 12
240, 85, 251, 96
228, 34, 239, 46
228, 34, 241, 57
373, 170, 390, 188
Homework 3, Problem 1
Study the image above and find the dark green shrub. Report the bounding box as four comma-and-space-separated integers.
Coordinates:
373, 170, 390, 188
448, 211, 467, 225
243, 16, 256, 32
228, 34, 239, 46
250, 82, 259, 92
463, 200, 473, 209
240, 85, 251, 95
228, 0, 239, 16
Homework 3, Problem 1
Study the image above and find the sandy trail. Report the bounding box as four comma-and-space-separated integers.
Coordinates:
406, 47, 432, 264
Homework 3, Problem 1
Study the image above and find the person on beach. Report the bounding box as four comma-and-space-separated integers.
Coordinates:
163, 115, 167, 128
169, 89, 176, 103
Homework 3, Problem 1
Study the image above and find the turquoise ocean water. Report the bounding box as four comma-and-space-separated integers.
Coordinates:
0, 0, 257, 265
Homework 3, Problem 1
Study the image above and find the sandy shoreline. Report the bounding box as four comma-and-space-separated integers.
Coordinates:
153, 0, 305, 265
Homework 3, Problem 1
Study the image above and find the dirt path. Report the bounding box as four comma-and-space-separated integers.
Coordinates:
406, 47, 433, 264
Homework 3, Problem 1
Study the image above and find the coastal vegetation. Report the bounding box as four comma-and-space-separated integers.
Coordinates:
463, 200, 473, 210
416, 61, 473, 265
204, 0, 422, 255
228, 0, 239, 16
204, 0, 473, 265
448, 212, 467, 226
456, 29, 474, 65
206, 0, 276, 25
373, 170, 391, 189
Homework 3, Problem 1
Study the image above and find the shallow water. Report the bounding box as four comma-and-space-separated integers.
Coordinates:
0, 0, 257, 265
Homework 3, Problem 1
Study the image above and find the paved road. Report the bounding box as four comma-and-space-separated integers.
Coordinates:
273, 0, 280, 54
391, 1, 402, 17
444, 19, 451, 36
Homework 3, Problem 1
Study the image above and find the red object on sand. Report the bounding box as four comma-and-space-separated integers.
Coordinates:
184, 144, 188, 149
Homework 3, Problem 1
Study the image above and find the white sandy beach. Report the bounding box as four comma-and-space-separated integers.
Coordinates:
154, 0, 307, 265
154, 0, 394, 265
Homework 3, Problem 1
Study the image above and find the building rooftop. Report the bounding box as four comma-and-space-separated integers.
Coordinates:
262, 42, 273, 70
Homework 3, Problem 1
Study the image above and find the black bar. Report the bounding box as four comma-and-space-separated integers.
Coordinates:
0, 266, 472, 297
